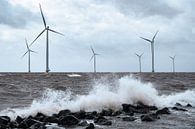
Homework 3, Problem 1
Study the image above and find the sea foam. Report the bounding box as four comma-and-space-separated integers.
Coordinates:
1, 76, 195, 120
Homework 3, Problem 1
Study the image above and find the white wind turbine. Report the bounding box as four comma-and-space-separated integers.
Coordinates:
169, 55, 176, 72
90, 46, 100, 73
135, 53, 144, 72
22, 39, 37, 73
30, 4, 64, 73
140, 31, 159, 72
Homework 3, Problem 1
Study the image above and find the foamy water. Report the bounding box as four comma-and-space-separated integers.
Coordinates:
1, 76, 195, 120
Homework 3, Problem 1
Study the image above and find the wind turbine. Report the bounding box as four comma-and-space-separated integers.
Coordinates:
140, 31, 159, 72
169, 55, 176, 72
135, 53, 143, 72
30, 4, 64, 73
90, 46, 100, 73
22, 39, 36, 73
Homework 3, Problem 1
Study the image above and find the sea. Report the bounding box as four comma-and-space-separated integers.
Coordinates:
0, 73, 194, 129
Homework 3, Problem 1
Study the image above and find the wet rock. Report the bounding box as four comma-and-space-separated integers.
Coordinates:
30, 122, 46, 129
186, 103, 192, 107
18, 118, 42, 128
112, 110, 122, 116
8, 121, 18, 128
156, 107, 171, 115
100, 109, 113, 116
16, 116, 24, 124
43, 116, 59, 123
136, 102, 158, 111
34, 112, 47, 121
122, 116, 136, 121
0, 116, 10, 125
58, 109, 71, 117
74, 110, 86, 119
175, 103, 182, 107
172, 107, 187, 111
141, 113, 160, 122
78, 120, 89, 126
58, 115, 79, 126
94, 116, 112, 125
86, 123, 95, 129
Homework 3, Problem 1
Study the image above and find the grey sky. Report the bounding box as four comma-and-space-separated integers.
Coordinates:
0, 0, 194, 72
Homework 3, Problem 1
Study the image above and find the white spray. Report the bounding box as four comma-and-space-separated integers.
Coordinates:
0, 76, 195, 120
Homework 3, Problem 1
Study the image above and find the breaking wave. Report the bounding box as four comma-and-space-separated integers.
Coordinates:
1, 76, 195, 120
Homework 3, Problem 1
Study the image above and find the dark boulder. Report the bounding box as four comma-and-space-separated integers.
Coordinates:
43, 116, 59, 123
29, 122, 46, 129
86, 123, 95, 129
156, 107, 171, 115
112, 110, 122, 116
18, 118, 43, 128
141, 113, 159, 122
58, 109, 71, 117
175, 103, 182, 107
58, 115, 79, 126
122, 116, 136, 121
136, 102, 158, 110
94, 116, 112, 125
100, 109, 113, 116
73, 110, 86, 119
15, 116, 24, 124
186, 103, 192, 107
34, 112, 47, 121
8, 121, 18, 128
0, 116, 10, 125
172, 107, 187, 111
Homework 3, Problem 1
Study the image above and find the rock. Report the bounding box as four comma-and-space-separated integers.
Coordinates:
34, 112, 47, 121
8, 121, 18, 128
172, 107, 187, 111
86, 123, 95, 129
74, 110, 86, 119
18, 118, 42, 128
15, 116, 24, 124
175, 103, 182, 107
58, 109, 71, 117
30, 122, 46, 129
94, 116, 112, 126
122, 103, 150, 114
43, 116, 59, 123
156, 107, 171, 115
112, 110, 122, 116
100, 109, 113, 116
58, 115, 79, 126
141, 114, 154, 122
78, 120, 89, 126
136, 102, 158, 110
122, 116, 136, 121
186, 103, 192, 107
0, 116, 10, 125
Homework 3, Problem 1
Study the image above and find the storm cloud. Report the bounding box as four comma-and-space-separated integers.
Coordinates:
0, 0, 38, 28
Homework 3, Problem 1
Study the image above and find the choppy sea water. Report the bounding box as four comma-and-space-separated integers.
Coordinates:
0, 73, 194, 129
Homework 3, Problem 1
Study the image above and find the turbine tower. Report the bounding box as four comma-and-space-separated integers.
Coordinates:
135, 53, 143, 72
140, 31, 159, 72
22, 39, 36, 73
30, 4, 64, 73
169, 55, 176, 72
90, 46, 100, 73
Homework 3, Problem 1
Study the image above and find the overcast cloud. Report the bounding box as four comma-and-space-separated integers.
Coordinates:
0, 0, 194, 72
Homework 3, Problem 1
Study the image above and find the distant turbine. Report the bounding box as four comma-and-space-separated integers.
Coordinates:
22, 39, 36, 73
90, 46, 100, 73
140, 31, 159, 72
169, 55, 176, 72
135, 53, 143, 72
30, 4, 64, 73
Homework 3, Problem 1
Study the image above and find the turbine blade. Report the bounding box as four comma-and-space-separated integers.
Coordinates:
25, 38, 30, 50
30, 29, 46, 46
152, 30, 159, 41
39, 4, 47, 28
90, 46, 95, 54
169, 56, 174, 60
89, 55, 94, 62
140, 37, 152, 43
22, 51, 28, 58
135, 53, 139, 57
48, 29, 65, 36
140, 53, 144, 57
30, 50, 37, 54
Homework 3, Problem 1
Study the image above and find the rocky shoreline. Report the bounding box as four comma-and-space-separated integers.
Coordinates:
0, 102, 192, 129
